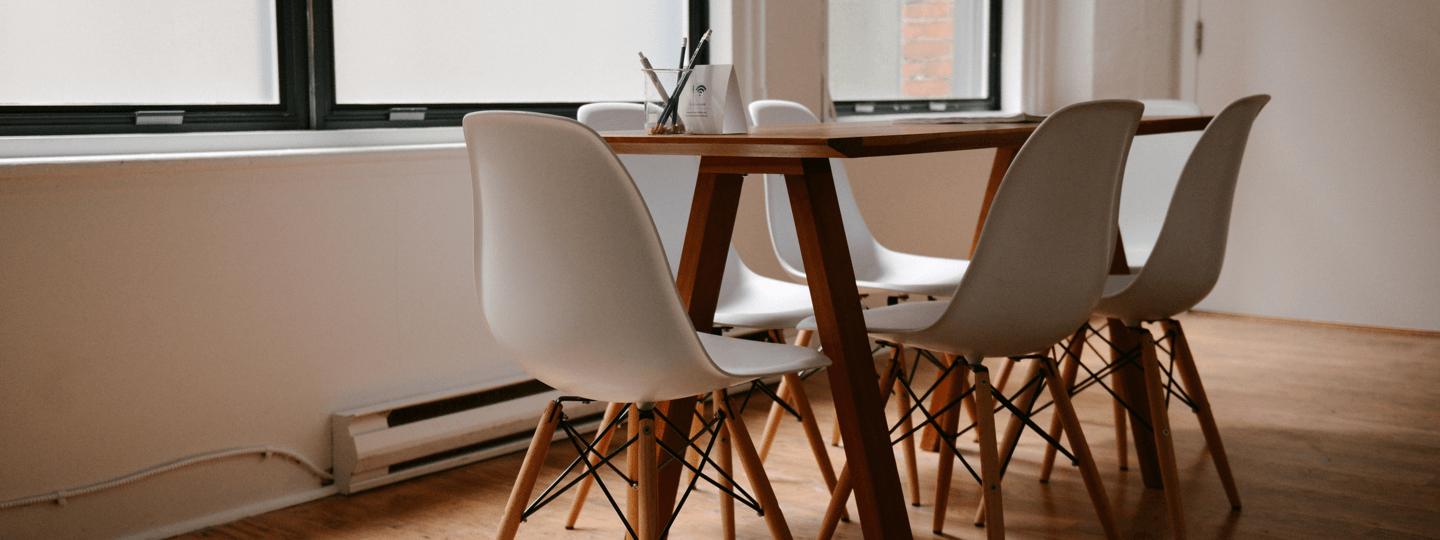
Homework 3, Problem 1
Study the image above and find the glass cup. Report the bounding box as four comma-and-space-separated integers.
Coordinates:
643, 68, 690, 135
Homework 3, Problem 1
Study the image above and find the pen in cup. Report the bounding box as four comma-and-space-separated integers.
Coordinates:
639, 52, 684, 132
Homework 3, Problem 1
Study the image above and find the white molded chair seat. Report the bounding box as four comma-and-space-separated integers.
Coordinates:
749, 100, 970, 298
797, 300, 946, 336
695, 332, 826, 378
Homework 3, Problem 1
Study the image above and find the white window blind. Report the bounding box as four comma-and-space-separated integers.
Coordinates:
0, 1, 279, 106
332, 1, 687, 104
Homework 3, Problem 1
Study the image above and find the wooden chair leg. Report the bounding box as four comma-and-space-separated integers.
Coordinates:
1040, 329, 1087, 482
921, 352, 983, 451
1041, 357, 1121, 540
932, 354, 968, 534
817, 465, 852, 540
565, 401, 624, 529
684, 399, 708, 486
758, 330, 805, 462
994, 357, 1015, 394
975, 358, 1045, 525
625, 404, 640, 540
757, 377, 790, 462
635, 407, 659, 540
1140, 330, 1188, 540
718, 420, 736, 540
971, 363, 1007, 540
785, 372, 847, 520
496, 401, 564, 540
894, 359, 922, 506
715, 389, 794, 540
964, 366, 981, 443
919, 367, 951, 452
1162, 319, 1242, 509
1114, 371, 1130, 471
816, 350, 904, 540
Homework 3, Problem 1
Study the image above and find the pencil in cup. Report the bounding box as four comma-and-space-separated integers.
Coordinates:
642, 68, 691, 134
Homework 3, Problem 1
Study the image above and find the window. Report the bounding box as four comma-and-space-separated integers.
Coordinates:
0, 0, 307, 135
0, 0, 708, 135
829, 0, 999, 116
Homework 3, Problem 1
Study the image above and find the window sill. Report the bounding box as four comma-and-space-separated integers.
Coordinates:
832, 110, 1023, 124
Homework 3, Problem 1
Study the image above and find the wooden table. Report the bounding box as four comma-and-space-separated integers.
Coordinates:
603, 115, 1211, 539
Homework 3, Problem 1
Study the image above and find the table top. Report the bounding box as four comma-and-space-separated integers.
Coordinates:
603, 115, 1212, 159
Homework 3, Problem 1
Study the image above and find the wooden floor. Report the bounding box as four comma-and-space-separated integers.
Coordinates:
178, 312, 1440, 540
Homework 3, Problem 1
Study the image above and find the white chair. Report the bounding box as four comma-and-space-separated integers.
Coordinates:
1042, 100, 1204, 478
1039, 94, 1271, 539
748, 100, 971, 298
568, 102, 841, 525
805, 100, 1145, 540
463, 110, 829, 540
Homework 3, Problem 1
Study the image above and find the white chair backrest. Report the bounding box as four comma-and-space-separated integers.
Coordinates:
748, 100, 884, 282
1119, 100, 1205, 265
576, 103, 752, 288
1119, 95, 1271, 317
922, 100, 1144, 357
462, 111, 735, 404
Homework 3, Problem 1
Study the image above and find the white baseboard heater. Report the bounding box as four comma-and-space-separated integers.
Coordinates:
332, 376, 607, 494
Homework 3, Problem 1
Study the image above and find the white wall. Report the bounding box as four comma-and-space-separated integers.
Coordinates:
1187, 0, 1440, 331
0, 140, 523, 539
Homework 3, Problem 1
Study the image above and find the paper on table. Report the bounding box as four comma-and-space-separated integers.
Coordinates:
892, 111, 1046, 124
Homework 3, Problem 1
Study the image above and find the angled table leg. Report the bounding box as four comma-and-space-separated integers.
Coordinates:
786, 157, 914, 540
1109, 319, 1165, 489
659, 170, 746, 522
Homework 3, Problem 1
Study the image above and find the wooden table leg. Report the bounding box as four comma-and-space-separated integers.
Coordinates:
1109, 319, 1165, 489
786, 158, 914, 540
661, 171, 745, 522
969, 145, 1021, 256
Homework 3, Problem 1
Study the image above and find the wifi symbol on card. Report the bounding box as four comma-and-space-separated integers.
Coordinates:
695, 85, 707, 96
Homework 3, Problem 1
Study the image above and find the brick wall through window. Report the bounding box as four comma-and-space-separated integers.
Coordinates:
901, 0, 954, 98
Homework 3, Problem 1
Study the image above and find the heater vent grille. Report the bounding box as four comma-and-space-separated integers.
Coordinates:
332, 377, 604, 494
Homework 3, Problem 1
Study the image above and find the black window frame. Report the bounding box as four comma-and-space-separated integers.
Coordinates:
831, 0, 1002, 117
0, 0, 710, 135
0, 0, 310, 136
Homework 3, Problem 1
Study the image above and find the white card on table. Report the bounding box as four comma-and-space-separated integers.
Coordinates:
678, 64, 749, 135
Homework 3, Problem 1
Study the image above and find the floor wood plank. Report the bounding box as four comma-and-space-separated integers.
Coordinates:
176, 312, 1440, 539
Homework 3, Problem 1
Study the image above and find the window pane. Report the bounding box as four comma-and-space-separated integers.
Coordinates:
829, 0, 989, 101
333, 1, 686, 104
0, 1, 279, 106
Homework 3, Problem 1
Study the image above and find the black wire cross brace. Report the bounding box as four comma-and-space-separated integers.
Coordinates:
1066, 321, 1200, 430
518, 396, 766, 540
880, 345, 1086, 488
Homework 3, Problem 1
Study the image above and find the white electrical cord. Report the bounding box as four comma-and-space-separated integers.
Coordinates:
0, 446, 332, 510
